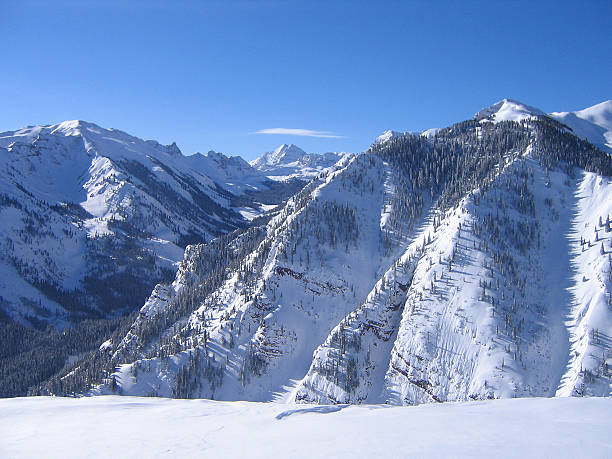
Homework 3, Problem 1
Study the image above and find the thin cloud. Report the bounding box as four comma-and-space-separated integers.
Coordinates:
253, 128, 344, 138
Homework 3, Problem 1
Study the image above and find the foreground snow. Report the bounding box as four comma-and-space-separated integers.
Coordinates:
1, 396, 610, 458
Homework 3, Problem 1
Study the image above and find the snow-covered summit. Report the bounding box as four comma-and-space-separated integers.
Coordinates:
472, 98, 612, 153
550, 100, 612, 153
372, 130, 419, 146
251, 144, 307, 168
250, 144, 349, 181
373, 99, 547, 146
474, 98, 545, 122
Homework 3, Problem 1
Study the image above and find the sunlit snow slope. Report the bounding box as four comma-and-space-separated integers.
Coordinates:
551, 100, 612, 154
2, 396, 611, 459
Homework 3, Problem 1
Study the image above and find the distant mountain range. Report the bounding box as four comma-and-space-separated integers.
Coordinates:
0, 121, 339, 328
250, 143, 350, 181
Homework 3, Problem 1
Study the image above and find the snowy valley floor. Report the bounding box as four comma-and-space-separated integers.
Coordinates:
1, 396, 610, 458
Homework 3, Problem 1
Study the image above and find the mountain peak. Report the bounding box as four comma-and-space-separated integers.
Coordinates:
49, 119, 97, 136
250, 143, 347, 181
250, 144, 307, 168
270, 143, 307, 164
373, 130, 419, 146
475, 99, 544, 122
54, 119, 84, 129
166, 141, 182, 156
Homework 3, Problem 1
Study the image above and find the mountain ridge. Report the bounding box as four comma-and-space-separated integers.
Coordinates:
370, 99, 612, 156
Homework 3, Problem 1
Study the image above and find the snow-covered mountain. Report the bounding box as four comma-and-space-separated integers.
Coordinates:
250, 144, 349, 181
45, 100, 612, 405
473, 98, 612, 154
0, 120, 290, 327
474, 98, 545, 122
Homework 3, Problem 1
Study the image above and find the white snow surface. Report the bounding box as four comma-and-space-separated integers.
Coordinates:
551, 100, 612, 153
474, 98, 545, 122
1, 396, 610, 458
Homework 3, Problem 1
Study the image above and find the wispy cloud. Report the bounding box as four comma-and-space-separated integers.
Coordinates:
253, 128, 344, 138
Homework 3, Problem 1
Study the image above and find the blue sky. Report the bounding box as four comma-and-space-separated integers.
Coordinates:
1, 0, 611, 161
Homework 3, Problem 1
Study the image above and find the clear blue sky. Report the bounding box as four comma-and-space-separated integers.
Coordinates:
1, 0, 611, 160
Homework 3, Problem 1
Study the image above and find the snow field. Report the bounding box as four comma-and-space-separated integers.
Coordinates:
1, 396, 610, 458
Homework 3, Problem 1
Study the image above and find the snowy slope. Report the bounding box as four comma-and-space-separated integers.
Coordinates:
474, 98, 545, 122
250, 144, 349, 181
382, 160, 582, 404
0, 120, 286, 326
2, 396, 611, 459
556, 172, 612, 397
551, 100, 612, 154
